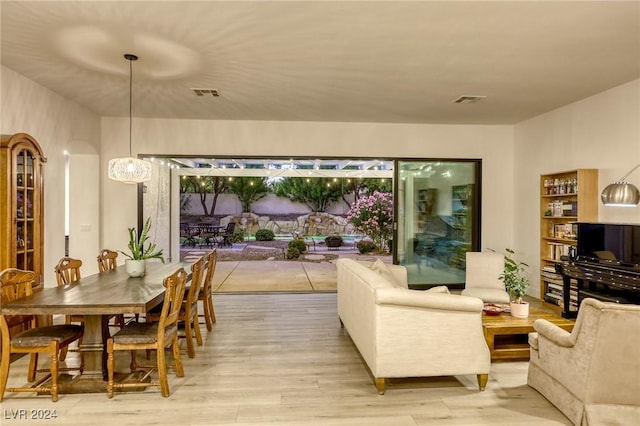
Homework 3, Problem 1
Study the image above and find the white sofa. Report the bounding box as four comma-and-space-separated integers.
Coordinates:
528, 298, 640, 425
336, 258, 491, 394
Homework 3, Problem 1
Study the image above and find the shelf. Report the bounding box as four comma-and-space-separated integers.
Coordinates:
542, 237, 577, 244
541, 193, 578, 198
540, 169, 598, 317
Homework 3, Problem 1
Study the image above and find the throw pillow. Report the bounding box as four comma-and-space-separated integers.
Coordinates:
370, 258, 402, 288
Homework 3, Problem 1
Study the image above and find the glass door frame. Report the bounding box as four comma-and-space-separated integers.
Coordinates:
393, 158, 482, 288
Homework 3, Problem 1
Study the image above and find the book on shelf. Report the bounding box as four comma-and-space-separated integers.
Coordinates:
544, 293, 563, 306
547, 242, 571, 260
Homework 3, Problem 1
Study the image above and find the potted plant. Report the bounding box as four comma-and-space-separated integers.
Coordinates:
499, 248, 530, 318
121, 217, 164, 277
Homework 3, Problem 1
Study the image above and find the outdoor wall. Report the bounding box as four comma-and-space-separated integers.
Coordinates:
101, 118, 516, 259
1, 66, 102, 286
514, 78, 640, 297
180, 193, 353, 217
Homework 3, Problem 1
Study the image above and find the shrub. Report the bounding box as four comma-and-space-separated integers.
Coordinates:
288, 239, 307, 253
347, 191, 393, 250
232, 227, 245, 243
356, 240, 376, 254
255, 229, 275, 241
286, 247, 301, 259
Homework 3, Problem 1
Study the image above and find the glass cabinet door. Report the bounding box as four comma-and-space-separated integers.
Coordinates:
395, 160, 480, 288
14, 148, 39, 275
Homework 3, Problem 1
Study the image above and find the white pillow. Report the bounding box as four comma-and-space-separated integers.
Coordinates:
370, 258, 402, 288
425, 285, 450, 294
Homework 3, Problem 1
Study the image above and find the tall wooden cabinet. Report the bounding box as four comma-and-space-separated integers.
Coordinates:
539, 169, 598, 313
1, 133, 47, 289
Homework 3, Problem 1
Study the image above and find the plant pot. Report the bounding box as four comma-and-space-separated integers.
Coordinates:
510, 301, 529, 318
125, 259, 146, 278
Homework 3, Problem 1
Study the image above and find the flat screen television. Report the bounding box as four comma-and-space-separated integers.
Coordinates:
576, 222, 640, 267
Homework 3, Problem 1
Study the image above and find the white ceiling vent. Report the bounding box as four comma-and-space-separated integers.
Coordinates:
192, 88, 219, 97
453, 95, 486, 104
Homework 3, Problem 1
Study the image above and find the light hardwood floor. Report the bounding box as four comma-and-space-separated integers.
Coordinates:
1, 293, 571, 425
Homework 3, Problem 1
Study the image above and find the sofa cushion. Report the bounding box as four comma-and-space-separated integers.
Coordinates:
370, 259, 403, 288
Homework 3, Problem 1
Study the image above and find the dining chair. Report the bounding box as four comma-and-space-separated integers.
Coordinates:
54, 257, 84, 361
199, 250, 217, 330
146, 256, 205, 358
0, 268, 84, 402
106, 267, 187, 398
219, 222, 236, 247
96, 249, 118, 272
96, 249, 126, 327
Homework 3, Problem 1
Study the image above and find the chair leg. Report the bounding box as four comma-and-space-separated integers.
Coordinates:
0, 344, 10, 402
157, 343, 169, 397
130, 350, 139, 372
27, 353, 38, 382
208, 295, 216, 323
202, 297, 213, 331
59, 346, 68, 362
184, 317, 195, 358
49, 341, 59, 402
106, 339, 115, 398
193, 314, 203, 346
172, 334, 184, 378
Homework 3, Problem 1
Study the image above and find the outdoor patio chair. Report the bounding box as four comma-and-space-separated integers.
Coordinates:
219, 222, 236, 247
180, 223, 199, 247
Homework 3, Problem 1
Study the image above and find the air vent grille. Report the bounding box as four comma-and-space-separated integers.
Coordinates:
453, 95, 486, 104
192, 88, 219, 97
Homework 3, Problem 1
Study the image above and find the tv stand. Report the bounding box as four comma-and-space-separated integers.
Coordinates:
555, 259, 640, 318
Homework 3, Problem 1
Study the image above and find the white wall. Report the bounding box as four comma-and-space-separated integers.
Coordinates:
1, 66, 102, 286
101, 118, 516, 257
514, 79, 640, 297
69, 154, 100, 276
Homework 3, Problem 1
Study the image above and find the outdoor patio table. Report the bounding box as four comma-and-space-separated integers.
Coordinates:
0, 261, 190, 394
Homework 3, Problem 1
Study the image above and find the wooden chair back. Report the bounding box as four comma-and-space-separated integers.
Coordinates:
0, 269, 37, 334
97, 249, 118, 272
54, 257, 82, 286
186, 256, 205, 313
202, 250, 217, 297
156, 267, 188, 341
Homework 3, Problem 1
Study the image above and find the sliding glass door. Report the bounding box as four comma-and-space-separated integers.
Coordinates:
395, 160, 480, 288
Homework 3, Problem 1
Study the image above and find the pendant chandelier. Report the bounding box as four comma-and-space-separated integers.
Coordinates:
600, 163, 640, 207
108, 54, 152, 184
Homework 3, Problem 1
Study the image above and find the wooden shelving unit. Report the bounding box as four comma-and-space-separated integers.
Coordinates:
539, 169, 598, 313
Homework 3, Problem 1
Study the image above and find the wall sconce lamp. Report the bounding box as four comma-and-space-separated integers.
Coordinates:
600, 163, 640, 207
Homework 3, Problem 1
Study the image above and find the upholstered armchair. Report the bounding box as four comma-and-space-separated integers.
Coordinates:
461, 251, 510, 303
528, 298, 640, 425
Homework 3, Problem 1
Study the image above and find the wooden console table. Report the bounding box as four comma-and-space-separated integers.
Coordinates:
482, 307, 574, 361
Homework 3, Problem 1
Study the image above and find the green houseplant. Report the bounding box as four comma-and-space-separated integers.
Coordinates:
498, 248, 530, 318
121, 217, 164, 277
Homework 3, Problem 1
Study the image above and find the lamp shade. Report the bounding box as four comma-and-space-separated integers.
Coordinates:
108, 157, 152, 184
600, 182, 640, 207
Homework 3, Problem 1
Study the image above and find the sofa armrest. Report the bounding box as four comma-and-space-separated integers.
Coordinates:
375, 288, 483, 312
533, 319, 574, 348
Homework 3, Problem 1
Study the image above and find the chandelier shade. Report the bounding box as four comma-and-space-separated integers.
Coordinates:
108, 157, 152, 184
600, 163, 640, 207
108, 53, 152, 184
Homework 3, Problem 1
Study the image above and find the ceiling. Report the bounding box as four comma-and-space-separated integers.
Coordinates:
2, 1, 639, 125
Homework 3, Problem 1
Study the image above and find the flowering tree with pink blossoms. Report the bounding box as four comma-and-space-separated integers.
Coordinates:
346, 191, 393, 252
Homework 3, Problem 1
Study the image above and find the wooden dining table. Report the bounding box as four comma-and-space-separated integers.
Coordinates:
0, 261, 190, 393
